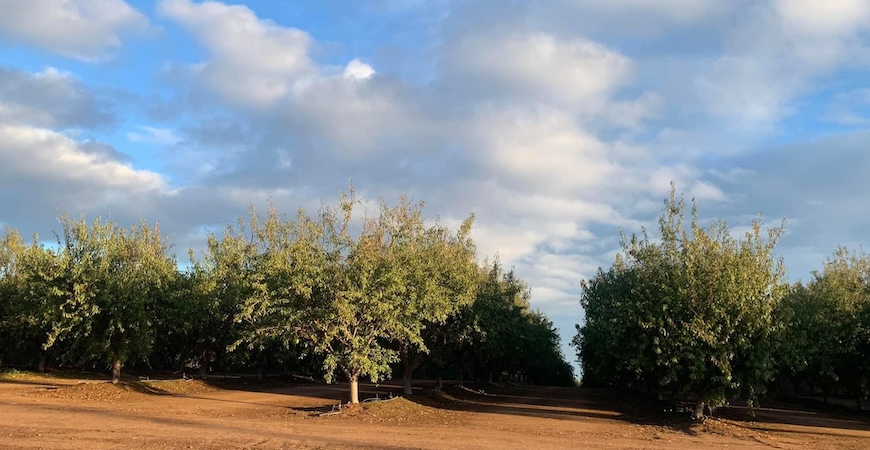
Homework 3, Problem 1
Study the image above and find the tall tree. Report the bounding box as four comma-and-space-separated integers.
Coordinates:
0, 228, 25, 368
238, 190, 479, 403
576, 187, 786, 418
467, 263, 532, 381
10, 236, 68, 371
435, 261, 575, 386
52, 216, 177, 383
195, 220, 263, 378
236, 195, 390, 404
376, 196, 478, 395
775, 248, 870, 407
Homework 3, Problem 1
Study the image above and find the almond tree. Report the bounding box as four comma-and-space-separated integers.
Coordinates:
9, 235, 68, 371
237, 190, 479, 403
52, 216, 176, 383
576, 187, 786, 418
191, 220, 263, 378
0, 228, 24, 369
776, 248, 870, 407
236, 194, 399, 404
377, 196, 478, 395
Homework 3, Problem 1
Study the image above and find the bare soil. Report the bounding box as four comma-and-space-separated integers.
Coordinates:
1, 372, 868, 449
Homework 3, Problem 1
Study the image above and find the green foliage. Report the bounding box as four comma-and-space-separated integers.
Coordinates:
576, 187, 786, 411
9, 235, 67, 361
195, 219, 264, 373
378, 197, 479, 393
0, 229, 25, 365
0, 217, 176, 378
434, 261, 575, 386
467, 263, 533, 379
234, 190, 484, 401
774, 248, 870, 405
0, 190, 574, 393
53, 216, 177, 375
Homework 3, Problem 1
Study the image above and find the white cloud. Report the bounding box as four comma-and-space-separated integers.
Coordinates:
153, 4, 718, 322
773, 0, 870, 36
127, 126, 182, 146
468, 107, 618, 194
709, 167, 756, 184
159, 0, 410, 155
0, 125, 169, 233
0, 66, 113, 129
647, 165, 726, 202
471, 222, 547, 265
564, 0, 724, 25
445, 32, 632, 113
0, 125, 166, 193
533, 0, 731, 40
0, 0, 147, 60
158, 0, 313, 107
343, 59, 376, 81
284, 76, 416, 154
696, 55, 800, 126
694, 0, 870, 128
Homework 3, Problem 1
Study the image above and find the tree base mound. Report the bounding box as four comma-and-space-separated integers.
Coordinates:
324, 395, 464, 425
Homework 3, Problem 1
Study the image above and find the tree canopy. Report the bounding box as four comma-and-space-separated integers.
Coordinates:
576, 188, 787, 417
774, 247, 870, 408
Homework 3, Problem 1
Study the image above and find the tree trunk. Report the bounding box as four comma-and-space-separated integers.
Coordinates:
37, 353, 46, 373
111, 359, 121, 384
692, 400, 706, 421
402, 347, 413, 395
256, 354, 265, 382
349, 374, 360, 404
436, 374, 443, 391
200, 350, 210, 380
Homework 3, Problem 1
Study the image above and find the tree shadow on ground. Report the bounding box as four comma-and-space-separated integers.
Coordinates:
195, 377, 701, 434
177, 376, 870, 436
401, 383, 870, 437
0, 377, 70, 388
714, 398, 870, 436
401, 384, 701, 435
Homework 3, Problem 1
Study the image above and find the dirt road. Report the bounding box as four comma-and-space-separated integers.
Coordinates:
0, 374, 868, 449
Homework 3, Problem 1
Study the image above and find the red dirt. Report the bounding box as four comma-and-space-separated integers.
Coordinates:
1, 373, 868, 449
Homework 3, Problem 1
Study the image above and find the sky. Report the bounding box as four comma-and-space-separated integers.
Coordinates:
2, 0, 870, 367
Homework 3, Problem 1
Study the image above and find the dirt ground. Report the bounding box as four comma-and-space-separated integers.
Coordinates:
1, 372, 868, 450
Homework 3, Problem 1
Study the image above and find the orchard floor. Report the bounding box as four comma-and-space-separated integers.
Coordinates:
1, 373, 869, 450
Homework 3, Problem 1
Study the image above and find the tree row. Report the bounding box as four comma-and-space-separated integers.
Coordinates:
0, 190, 574, 403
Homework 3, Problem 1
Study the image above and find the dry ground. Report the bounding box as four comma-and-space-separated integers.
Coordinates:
0, 371, 868, 449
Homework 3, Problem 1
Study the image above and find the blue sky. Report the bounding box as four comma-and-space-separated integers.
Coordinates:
2, 0, 870, 366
